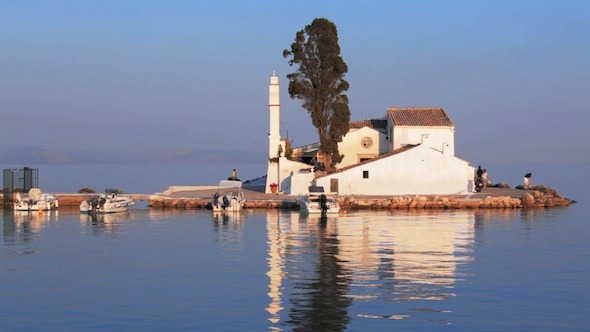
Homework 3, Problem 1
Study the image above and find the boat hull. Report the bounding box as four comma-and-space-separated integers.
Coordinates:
212, 195, 244, 212
211, 181, 246, 212
300, 195, 340, 214
14, 192, 58, 212
80, 192, 134, 214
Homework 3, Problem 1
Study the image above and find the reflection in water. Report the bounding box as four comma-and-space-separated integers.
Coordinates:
266, 210, 285, 328
266, 210, 476, 330
212, 211, 245, 243
289, 215, 352, 331
79, 212, 130, 235
3, 210, 59, 255
13, 210, 58, 233
1, 205, 576, 330
266, 211, 352, 331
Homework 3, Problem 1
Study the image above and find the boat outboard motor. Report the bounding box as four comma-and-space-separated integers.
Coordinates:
90, 196, 100, 213
319, 194, 328, 211
222, 196, 230, 210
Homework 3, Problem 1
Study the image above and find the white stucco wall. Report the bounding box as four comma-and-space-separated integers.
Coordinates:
391, 126, 455, 156
316, 145, 474, 195
337, 126, 387, 168
276, 157, 313, 194
290, 171, 316, 196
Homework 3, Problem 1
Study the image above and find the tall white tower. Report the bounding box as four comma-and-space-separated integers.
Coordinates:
265, 72, 281, 193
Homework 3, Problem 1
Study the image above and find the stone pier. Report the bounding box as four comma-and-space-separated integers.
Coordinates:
0, 185, 574, 210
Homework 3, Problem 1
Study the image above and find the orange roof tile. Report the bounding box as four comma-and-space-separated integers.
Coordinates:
387, 107, 454, 127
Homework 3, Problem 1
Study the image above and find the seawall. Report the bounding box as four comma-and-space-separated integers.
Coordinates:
147, 186, 573, 210
0, 185, 574, 210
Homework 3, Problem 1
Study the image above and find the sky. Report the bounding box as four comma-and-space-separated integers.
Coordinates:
1, 0, 589, 164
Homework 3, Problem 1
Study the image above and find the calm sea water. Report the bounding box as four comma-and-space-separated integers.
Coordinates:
1, 163, 588, 331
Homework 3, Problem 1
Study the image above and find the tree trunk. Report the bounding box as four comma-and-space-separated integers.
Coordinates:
318, 151, 331, 173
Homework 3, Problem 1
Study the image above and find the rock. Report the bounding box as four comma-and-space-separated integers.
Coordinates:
521, 193, 535, 207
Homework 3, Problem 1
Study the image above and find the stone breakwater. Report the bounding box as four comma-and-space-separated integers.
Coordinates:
0, 185, 574, 210
147, 185, 574, 210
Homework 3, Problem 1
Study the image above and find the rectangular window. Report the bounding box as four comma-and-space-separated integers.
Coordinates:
363, 170, 369, 179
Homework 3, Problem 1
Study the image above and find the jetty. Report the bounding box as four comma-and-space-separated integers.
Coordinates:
2, 184, 570, 211
142, 184, 573, 210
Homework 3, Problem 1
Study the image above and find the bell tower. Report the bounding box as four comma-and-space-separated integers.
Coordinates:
265, 72, 281, 193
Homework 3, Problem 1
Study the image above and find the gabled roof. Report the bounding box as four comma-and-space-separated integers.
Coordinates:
349, 119, 388, 130
317, 144, 420, 178
387, 107, 454, 127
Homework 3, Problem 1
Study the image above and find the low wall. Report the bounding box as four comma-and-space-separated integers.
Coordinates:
146, 187, 573, 210
156, 186, 219, 196
0, 186, 574, 210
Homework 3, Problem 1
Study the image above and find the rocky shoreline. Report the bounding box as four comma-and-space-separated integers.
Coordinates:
147, 185, 574, 210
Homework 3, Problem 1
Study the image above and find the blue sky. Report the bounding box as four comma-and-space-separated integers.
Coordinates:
1, 0, 589, 164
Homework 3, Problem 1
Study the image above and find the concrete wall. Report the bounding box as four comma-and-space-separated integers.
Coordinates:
276, 157, 313, 194
289, 171, 315, 196
316, 145, 474, 195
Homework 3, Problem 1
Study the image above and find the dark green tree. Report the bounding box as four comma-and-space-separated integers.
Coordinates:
283, 18, 350, 171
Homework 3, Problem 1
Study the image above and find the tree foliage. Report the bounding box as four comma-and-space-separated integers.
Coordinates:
283, 18, 350, 171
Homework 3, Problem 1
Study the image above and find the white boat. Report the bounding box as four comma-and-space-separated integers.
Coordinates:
80, 189, 134, 214
14, 188, 59, 211
212, 180, 246, 212
300, 186, 340, 214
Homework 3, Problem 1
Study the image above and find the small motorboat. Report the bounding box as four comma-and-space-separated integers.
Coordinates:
212, 180, 246, 212
80, 189, 134, 214
300, 186, 340, 214
14, 188, 58, 212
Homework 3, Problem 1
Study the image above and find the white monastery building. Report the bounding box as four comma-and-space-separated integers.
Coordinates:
265, 73, 476, 196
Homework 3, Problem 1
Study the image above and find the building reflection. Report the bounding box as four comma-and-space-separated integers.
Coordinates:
265, 209, 477, 330
266, 210, 351, 331
340, 211, 474, 302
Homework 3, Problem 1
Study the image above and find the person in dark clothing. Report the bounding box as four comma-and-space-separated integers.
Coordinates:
475, 166, 484, 192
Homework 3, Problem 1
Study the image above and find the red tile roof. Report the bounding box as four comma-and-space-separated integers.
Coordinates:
387, 107, 454, 127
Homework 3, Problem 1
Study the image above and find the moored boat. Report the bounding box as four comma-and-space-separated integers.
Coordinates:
80, 189, 134, 214
14, 188, 58, 211
14, 188, 59, 211
300, 186, 340, 214
212, 180, 246, 212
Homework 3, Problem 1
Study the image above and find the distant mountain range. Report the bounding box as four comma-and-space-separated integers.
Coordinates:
0, 147, 266, 165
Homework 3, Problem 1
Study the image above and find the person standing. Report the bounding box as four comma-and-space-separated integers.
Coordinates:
475, 166, 484, 192
524, 173, 532, 189
476, 166, 483, 181
482, 169, 489, 187
230, 168, 237, 180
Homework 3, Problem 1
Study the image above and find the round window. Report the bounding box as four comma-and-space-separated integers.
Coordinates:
361, 137, 373, 149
